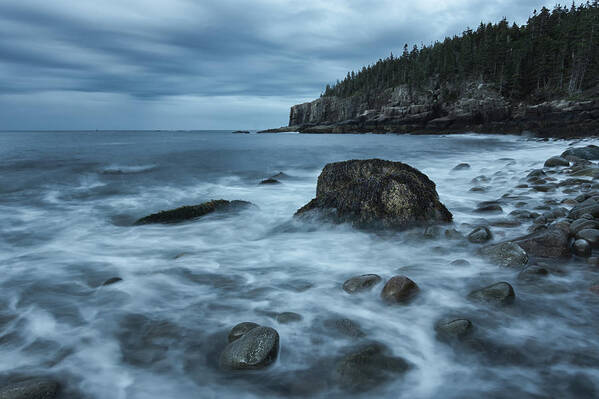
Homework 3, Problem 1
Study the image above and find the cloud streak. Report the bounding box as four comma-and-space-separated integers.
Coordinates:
0, 0, 569, 129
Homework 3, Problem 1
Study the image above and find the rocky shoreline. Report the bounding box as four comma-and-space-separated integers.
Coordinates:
5, 142, 599, 397
260, 82, 599, 137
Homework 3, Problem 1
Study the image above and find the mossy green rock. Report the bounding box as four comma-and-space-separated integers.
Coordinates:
135, 199, 252, 225
295, 159, 452, 229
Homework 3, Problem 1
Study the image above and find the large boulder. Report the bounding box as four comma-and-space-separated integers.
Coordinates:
513, 227, 570, 258
219, 326, 279, 370
135, 199, 252, 225
295, 159, 452, 229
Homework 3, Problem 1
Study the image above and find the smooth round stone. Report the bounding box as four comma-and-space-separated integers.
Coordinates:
474, 203, 503, 213
450, 259, 471, 267
435, 319, 473, 341
467, 282, 515, 306
467, 226, 492, 244
381, 276, 419, 304
227, 322, 260, 343
276, 312, 303, 324
452, 163, 471, 171
570, 219, 599, 234
219, 326, 279, 370
518, 265, 550, 280
544, 156, 570, 167
576, 229, 599, 248
573, 239, 592, 258
342, 274, 382, 294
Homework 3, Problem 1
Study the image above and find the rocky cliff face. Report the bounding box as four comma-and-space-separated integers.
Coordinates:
266, 81, 599, 137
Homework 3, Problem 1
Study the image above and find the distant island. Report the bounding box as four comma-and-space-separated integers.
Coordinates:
262, 3, 599, 137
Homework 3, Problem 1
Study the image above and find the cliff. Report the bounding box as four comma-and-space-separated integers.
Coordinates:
261, 81, 599, 137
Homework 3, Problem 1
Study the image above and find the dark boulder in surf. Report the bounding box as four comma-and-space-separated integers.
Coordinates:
134, 199, 252, 225
295, 159, 452, 229
0, 379, 60, 399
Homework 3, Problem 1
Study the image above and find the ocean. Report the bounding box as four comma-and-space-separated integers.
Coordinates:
0, 130, 598, 398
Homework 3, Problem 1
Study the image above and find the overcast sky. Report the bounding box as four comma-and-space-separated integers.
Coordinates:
0, 0, 569, 130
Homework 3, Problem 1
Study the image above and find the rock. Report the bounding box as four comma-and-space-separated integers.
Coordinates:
510, 210, 538, 219
480, 242, 528, 268
342, 274, 382, 294
135, 199, 252, 225
294, 159, 452, 229
275, 312, 303, 324
444, 228, 464, 240
435, 319, 473, 341
470, 186, 487, 192
573, 239, 592, 257
514, 227, 570, 258
544, 156, 570, 167
527, 169, 546, 178
576, 229, 599, 248
219, 326, 279, 370
518, 265, 550, 280
232, 130, 250, 134
450, 259, 471, 266
467, 282, 515, 306
102, 277, 123, 286
0, 379, 59, 399
561, 145, 599, 160
228, 322, 260, 343
452, 163, 471, 171
467, 226, 492, 244
474, 201, 503, 213
323, 318, 366, 338
570, 218, 599, 234
569, 203, 599, 220
260, 178, 281, 185
333, 343, 410, 392
380, 276, 419, 304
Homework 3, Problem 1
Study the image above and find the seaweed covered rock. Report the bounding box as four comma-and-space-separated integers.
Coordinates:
295, 159, 452, 229
135, 199, 252, 225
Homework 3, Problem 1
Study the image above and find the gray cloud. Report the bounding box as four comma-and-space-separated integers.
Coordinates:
0, 0, 570, 129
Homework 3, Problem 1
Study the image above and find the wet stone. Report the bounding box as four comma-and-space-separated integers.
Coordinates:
575, 229, 599, 248
0, 379, 59, 399
474, 202, 503, 213
435, 319, 473, 342
276, 312, 303, 324
381, 276, 419, 304
468, 282, 515, 306
452, 163, 471, 171
342, 274, 382, 294
333, 343, 410, 392
219, 326, 279, 370
102, 277, 123, 286
573, 239, 592, 257
323, 318, 366, 339
450, 259, 471, 267
260, 178, 281, 185
228, 322, 260, 343
480, 242, 528, 268
467, 226, 492, 244
544, 156, 570, 167
518, 265, 550, 281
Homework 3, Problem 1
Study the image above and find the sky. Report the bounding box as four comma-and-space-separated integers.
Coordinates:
0, 0, 571, 130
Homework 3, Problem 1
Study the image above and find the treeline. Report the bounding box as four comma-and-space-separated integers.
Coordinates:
322, 2, 599, 101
